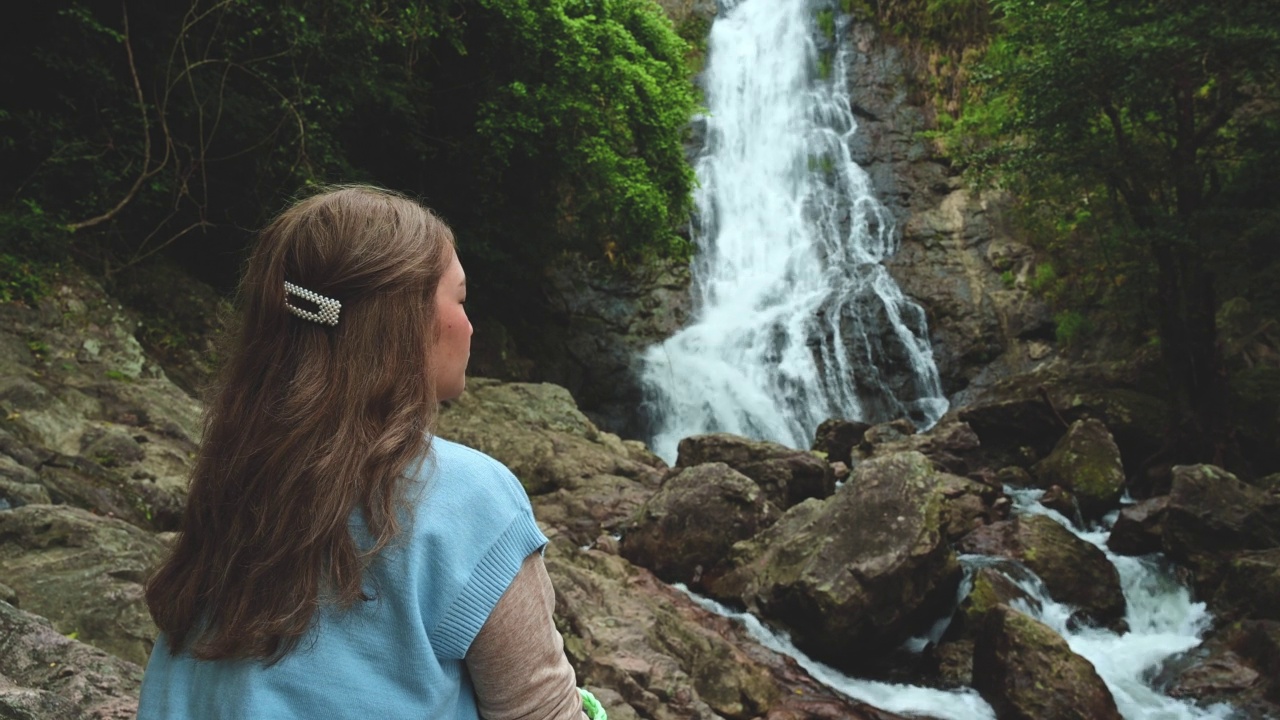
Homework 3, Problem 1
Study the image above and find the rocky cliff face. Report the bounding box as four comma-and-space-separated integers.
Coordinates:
841, 21, 1055, 400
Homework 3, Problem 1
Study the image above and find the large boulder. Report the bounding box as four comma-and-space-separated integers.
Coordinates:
937, 472, 1006, 543
973, 605, 1123, 720
706, 452, 962, 670
811, 418, 871, 466
1214, 549, 1280, 623
1158, 620, 1280, 717
858, 420, 984, 478
676, 433, 834, 510
545, 538, 910, 720
0, 504, 165, 665
948, 565, 1041, 642
956, 515, 1125, 630
0, 600, 141, 720
1107, 495, 1169, 556
1162, 464, 1280, 594
621, 462, 778, 589
1032, 418, 1126, 521
955, 359, 1169, 478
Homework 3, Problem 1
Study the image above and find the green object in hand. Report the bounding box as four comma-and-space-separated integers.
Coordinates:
578, 687, 607, 720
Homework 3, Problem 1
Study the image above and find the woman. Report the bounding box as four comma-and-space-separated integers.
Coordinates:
138, 186, 589, 719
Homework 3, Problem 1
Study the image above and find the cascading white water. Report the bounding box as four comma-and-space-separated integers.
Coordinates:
681, 491, 1234, 719
639, 0, 947, 462
998, 489, 1234, 720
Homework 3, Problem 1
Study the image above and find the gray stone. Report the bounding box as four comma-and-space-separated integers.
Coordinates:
676, 433, 834, 509
973, 605, 1122, 720
707, 451, 961, 670
0, 600, 141, 720
0, 505, 165, 666
621, 462, 777, 588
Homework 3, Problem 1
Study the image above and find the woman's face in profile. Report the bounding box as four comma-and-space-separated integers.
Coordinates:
432, 250, 472, 402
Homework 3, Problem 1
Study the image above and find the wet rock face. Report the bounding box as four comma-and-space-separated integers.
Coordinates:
973, 605, 1123, 720
706, 451, 962, 670
676, 433, 835, 509
1032, 418, 1126, 521
956, 514, 1126, 631
0, 600, 142, 720
538, 257, 693, 438
839, 21, 1055, 396
620, 462, 778, 589
0, 505, 166, 666
1158, 620, 1280, 717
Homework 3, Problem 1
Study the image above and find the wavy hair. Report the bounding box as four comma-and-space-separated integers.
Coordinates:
146, 186, 455, 660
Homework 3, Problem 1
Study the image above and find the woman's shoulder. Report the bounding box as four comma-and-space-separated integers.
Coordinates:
408, 436, 532, 519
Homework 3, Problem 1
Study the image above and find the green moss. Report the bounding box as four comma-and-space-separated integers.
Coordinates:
817, 9, 836, 40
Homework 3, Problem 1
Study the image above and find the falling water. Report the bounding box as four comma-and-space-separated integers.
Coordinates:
639, 0, 947, 462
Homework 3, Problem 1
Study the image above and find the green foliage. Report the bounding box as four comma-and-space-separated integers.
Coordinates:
466, 0, 697, 264
1053, 310, 1091, 348
0, 255, 52, 306
1027, 263, 1056, 295
1, 0, 696, 287
817, 9, 837, 40
861, 0, 992, 49
941, 0, 1280, 460
998, 269, 1015, 289
816, 52, 833, 80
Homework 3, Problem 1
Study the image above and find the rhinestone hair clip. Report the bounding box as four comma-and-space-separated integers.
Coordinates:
284, 281, 341, 326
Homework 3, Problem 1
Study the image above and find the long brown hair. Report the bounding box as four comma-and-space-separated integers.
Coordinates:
146, 186, 455, 660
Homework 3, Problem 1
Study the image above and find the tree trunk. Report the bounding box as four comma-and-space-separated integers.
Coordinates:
1149, 237, 1234, 468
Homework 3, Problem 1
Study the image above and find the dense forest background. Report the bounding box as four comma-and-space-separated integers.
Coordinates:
2, 0, 1278, 473
0, 0, 699, 365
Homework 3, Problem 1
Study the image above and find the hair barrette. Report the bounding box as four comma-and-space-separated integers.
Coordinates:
284, 281, 341, 326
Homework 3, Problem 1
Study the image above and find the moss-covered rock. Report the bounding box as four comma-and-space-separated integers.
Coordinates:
545, 539, 902, 720
957, 515, 1125, 631
437, 379, 662, 546
1215, 549, 1280, 623
706, 451, 962, 671
1162, 464, 1280, 595
621, 462, 778, 589
675, 433, 834, 510
1033, 418, 1125, 521
973, 605, 1122, 720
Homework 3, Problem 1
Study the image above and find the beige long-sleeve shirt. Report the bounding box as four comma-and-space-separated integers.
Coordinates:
466, 552, 589, 720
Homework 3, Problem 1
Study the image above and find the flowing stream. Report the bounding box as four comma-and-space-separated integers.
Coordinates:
639, 0, 947, 462
682, 490, 1230, 719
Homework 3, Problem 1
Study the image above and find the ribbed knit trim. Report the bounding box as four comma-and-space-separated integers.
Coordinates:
430, 512, 548, 660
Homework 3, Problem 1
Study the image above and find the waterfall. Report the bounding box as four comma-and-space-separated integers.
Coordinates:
639, 0, 948, 462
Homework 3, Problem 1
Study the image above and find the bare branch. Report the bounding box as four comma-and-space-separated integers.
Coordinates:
67, 2, 154, 232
